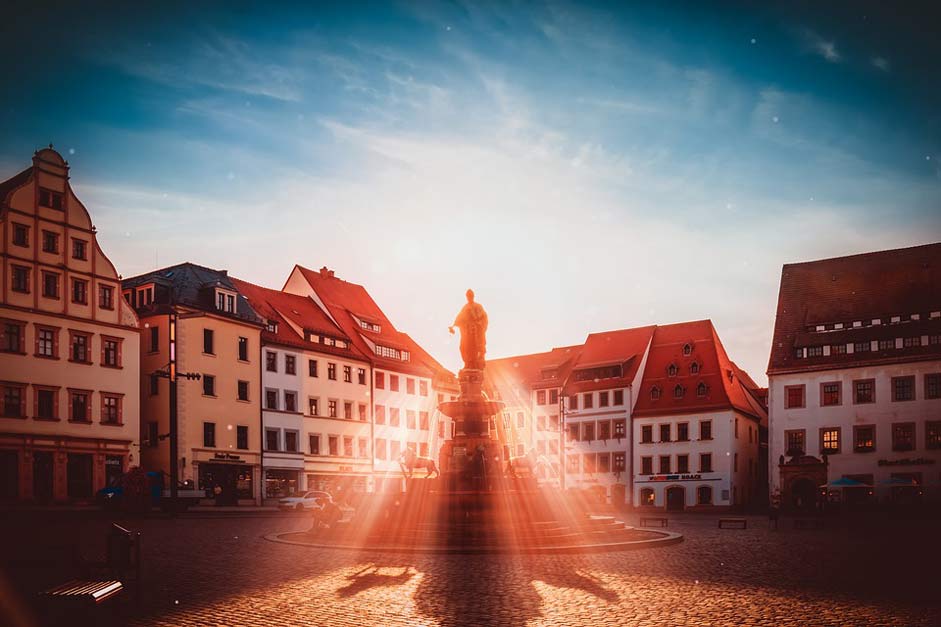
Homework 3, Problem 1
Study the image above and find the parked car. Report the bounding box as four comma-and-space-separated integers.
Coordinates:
278, 491, 333, 511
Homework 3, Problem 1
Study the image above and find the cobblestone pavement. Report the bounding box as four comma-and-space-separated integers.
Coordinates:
2, 511, 938, 627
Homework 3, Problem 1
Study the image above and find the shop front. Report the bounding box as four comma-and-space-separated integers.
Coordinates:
265, 468, 300, 499
195, 451, 259, 505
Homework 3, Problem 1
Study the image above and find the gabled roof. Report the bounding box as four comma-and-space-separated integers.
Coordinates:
0, 166, 32, 208
486, 345, 582, 406
768, 242, 941, 374
230, 277, 369, 362
564, 325, 657, 394
290, 265, 437, 377
633, 320, 766, 422
123, 262, 262, 325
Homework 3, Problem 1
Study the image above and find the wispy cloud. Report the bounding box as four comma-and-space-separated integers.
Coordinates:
798, 29, 842, 63
871, 56, 890, 72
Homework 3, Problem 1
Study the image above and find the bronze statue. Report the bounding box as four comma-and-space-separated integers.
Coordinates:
449, 289, 488, 370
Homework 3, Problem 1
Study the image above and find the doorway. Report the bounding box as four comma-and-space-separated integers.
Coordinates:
666, 486, 685, 511
790, 477, 817, 512
33, 452, 54, 501
67, 453, 93, 499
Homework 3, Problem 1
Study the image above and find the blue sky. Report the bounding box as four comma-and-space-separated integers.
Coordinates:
1, 1, 939, 382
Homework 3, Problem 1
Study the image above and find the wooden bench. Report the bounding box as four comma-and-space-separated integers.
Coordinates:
793, 517, 825, 529
718, 517, 747, 529
639, 516, 668, 528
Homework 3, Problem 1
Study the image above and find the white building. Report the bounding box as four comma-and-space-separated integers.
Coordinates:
232, 278, 373, 501
768, 243, 941, 509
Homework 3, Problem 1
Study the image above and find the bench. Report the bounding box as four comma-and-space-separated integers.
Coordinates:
40, 523, 142, 621
793, 517, 825, 530
718, 517, 747, 529
639, 516, 668, 528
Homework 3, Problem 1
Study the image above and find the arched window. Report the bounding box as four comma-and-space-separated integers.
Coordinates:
651, 386, 661, 400
690, 362, 700, 374
674, 384, 685, 398
697, 382, 708, 397
667, 363, 678, 377
683, 343, 693, 356
640, 488, 655, 506
697, 485, 712, 505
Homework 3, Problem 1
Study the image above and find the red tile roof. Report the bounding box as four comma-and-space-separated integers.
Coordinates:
768, 243, 941, 374
486, 345, 582, 401
290, 265, 438, 377
0, 166, 32, 208
563, 326, 657, 394
632, 320, 766, 422
231, 277, 369, 361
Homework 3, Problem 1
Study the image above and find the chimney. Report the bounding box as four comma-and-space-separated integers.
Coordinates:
320, 266, 335, 278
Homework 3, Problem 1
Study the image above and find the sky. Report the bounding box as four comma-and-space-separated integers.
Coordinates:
1, 1, 940, 383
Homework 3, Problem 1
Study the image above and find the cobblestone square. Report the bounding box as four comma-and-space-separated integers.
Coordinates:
2, 511, 938, 627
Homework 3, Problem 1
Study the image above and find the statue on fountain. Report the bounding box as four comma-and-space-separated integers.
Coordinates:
449, 289, 488, 371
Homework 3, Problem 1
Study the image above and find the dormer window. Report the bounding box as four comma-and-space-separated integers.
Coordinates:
136, 285, 154, 307
215, 289, 236, 313
690, 362, 700, 375
267, 320, 279, 333
375, 345, 409, 362
674, 384, 685, 399
682, 343, 692, 356
357, 319, 381, 333
650, 386, 661, 400
697, 382, 708, 397
667, 363, 678, 377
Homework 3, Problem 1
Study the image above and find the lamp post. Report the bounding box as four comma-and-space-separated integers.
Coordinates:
559, 390, 566, 491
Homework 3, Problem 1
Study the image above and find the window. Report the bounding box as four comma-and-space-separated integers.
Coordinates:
673, 384, 685, 398
536, 390, 546, 405
374, 405, 385, 425
854, 341, 871, 353
375, 372, 384, 389
831, 343, 847, 355
419, 411, 429, 430
389, 375, 399, 391
566, 455, 579, 474
237, 337, 248, 361
785, 429, 806, 456
389, 407, 400, 427
359, 438, 368, 458
42, 271, 59, 299
42, 230, 59, 253
700, 453, 713, 473
878, 339, 894, 351
71, 279, 88, 305
735, 418, 739, 439
667, 363, 678, 377
266, 429, 279, 451
328, 363, 337, 380
359, 403, 368, 422
549, 389, 559, 405
12, 223, 28, 246
285, 392, 297, 413
329, 436, 339, 456
406, 410, 416, 429
70, 332, 90, 363
406, 377, 414, 393
658, 455, 670, 473
146, 421, 158, 447
71, 238, 87, 260
640, 488, 655, 506
35, 388, 57, 420
285, 431, 298, 453
308, 397, 319, 416
892, 423, 915, 451
677, 454, 689, 473
36, 327, 57, 358
583, 422, 594, 441
567, 422, 579, 442
598, 420, 610, 440
854, 379, 875, 404
11, 266, 30, 293
569, 395, 578, 410
683, 343, 692, 356
926, 374, 941, 400
807, 346, 823, 357
536, 415, 546, 432
821, 428, 840, 454
2, 385, 25, 417
903, 336, 921, 348
284, 355, 296, 375
700, 420, 712, 440
343, 436, 354, 457
69, 390, 89, 422
309, 434, 321, 455
892, 376, 915, 402
1, 321, 25, 353
598, 391, 609, 407
202, 375, 215, 396
690, 362, 700, 375
38, 188, 63, 209
101, 395, 121, 424
344, 402, 353, 420
927, 421, 941, 449
677, 423, 689, 441
99, 285, 114, 310
359, 368, 368, 385
102, 337, 120, 367
237, 380, 249, 401
375, 438, 386, 460
146, 326, 159, 353
150, 374, 159, 396
614, 419, 626, 439
266, 351, 277, 372
659, 424, 671, 442
582, 393, 593, 409
785, 385, 805, 409
696, 382, 708, 397
854, 425, 876, 452
215, 290, 236, 313
265, 389, 278, 410
328, 400, 338, 418
697, 486, 712, 505
613, 389, 624, 405
821, 382, 841, 406
203, 329, 214, 354
237, 426, 248, 450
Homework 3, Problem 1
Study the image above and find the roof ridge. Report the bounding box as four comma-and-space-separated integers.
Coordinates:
782, 241, 941, 268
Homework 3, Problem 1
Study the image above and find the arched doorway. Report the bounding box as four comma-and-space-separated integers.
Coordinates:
790, 477, 817, 512
666, 485, 685, 511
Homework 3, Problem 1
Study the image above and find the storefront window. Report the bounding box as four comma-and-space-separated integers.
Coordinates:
265, 469, 298, 498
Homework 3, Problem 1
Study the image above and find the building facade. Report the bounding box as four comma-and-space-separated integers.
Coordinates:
124, 264, 263, 504
0, 147, 140, 502
232, 278, 373, 501
768, 244, 941, 509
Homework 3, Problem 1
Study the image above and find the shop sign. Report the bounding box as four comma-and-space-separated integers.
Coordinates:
338, 465, 353, 472
647, 473, 703, 482
877, 458, 935, 467
213, 452, 242, 461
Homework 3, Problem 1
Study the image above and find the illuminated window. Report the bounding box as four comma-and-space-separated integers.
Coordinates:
821, 428, 840, 454
853, 425, 875, 452
640, 488, 654, 506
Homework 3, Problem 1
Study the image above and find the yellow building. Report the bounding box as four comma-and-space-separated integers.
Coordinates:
0, 147, 140, 502
123, 263, 263, 504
